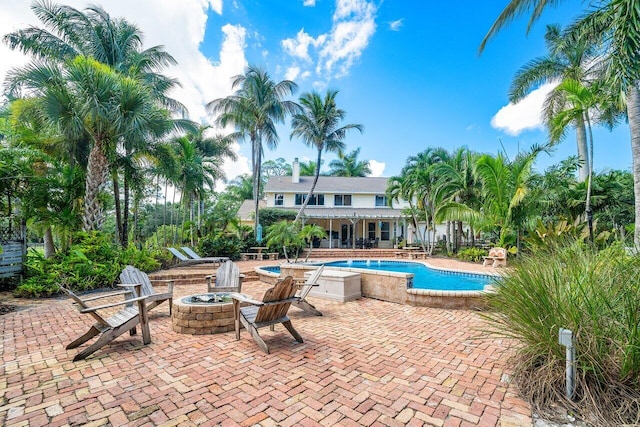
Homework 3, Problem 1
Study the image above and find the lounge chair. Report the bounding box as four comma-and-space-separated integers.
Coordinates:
292, 265, 324, 316
180, 247, 229, 266
59, 284, 151, 361
206, 260, 244, 293
232, 276, 303, 354
119, 265, 174, 314
167, 247, 228, 266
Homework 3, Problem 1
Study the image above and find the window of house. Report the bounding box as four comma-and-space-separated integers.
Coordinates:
274, 193, 284, 206
380, 222, 390, 240
368, 222, 376, 240
334, 194, 352, 206
375, 195, 387, 207
295, 193, 324, 206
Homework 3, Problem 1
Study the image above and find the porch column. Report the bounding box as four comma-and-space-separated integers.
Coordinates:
329, 218, 333, 249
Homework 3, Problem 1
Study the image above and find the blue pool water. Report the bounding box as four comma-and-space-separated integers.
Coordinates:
263, 260, 493, 291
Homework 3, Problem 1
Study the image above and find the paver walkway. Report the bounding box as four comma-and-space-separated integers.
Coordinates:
0, 258, 532, 426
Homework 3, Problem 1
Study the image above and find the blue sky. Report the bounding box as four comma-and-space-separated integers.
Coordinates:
0, 0, 631, 180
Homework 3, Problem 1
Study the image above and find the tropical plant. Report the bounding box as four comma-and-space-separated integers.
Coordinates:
290, 90, 363, 222
328, 147, 371, 177
208, 65, 299, 236
299, 223, 327, 262
509, 24, 595, 181
483, 240, 640, 425
265, 220, 303, 262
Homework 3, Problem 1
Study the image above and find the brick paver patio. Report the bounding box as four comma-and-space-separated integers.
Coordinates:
0, 258, 532, 426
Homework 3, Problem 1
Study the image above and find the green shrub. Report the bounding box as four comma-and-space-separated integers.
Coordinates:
198, 233, 243, 260
483, 240, 640, 425
16, 231, 163, 298
457, 247, 487, 262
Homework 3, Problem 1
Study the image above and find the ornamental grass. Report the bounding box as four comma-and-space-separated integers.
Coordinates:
483, 240, 640, 426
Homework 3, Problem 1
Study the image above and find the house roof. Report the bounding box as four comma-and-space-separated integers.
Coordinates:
237, 199, 266, 221
264, 176, 390, 194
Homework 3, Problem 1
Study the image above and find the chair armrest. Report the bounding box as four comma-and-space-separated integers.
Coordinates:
231, 293, 263, 306
79, 295, 148, 313
80, 290, 132, 302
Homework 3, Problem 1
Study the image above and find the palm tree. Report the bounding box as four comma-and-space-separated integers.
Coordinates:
299, 224, 327, 262
480, 0, 640, 246
433, 147, 482, 250
328, 147, 372, 177
299, 160, 322, 176
510, 24, 595, 181
208, 65, 299, 236
265, 220, 302, 263
7, 56, 170, 231
290, 90, 363, 222
4, 1, 184, 239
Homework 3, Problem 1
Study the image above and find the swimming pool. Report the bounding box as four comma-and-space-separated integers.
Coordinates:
260, 260, 493, 291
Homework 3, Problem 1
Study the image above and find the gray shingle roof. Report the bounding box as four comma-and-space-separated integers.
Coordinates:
264, 176, 389, 194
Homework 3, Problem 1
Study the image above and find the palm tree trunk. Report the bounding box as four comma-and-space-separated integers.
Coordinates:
83, 141, 109, 231
575, 116, 590, 182
112, 170, 123, 244
122, 170, 130, 246
295, 148, 322, 223
43, 227, 55, 259
584, 110, 594, 241
445, 221, 452, 253
627, 85, 640, 247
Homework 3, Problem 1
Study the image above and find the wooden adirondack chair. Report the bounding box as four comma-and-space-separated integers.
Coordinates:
232, 276, 303, 354
59, 285, 151, 361
119, 265, 174, 314
292, 265, 324, 316
206, 260, 243, 293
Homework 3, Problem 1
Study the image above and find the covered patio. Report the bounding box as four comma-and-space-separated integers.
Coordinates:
0, 258, 532, 426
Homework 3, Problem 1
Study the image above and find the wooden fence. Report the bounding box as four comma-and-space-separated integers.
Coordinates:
0, 217, 26, 279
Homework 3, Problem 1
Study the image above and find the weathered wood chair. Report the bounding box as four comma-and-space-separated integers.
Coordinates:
206, 260, 244, 293
119, 265, 174, 314
59, 285, 151, 361
232, 276, 303, 354
292, 265, 324, 316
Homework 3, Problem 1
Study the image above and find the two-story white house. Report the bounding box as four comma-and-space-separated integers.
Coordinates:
256, 159, 409, 249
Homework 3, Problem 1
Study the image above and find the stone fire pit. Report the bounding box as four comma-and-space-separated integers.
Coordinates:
172, 292, 244, 335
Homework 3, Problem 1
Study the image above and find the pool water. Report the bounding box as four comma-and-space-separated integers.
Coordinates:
264, 261, 493, 291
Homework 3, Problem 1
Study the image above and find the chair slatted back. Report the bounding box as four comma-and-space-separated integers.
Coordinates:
120, 265, 155, 298
254, 276, 296, 324
299, 265, 325, 300
216, 260, 240, 290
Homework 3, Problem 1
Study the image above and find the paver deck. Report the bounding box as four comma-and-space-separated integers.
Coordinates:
0, 257, 531, 426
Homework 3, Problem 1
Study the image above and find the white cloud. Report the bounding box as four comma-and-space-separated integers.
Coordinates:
491, 82, 556, 136
285, 66, 301, 81
281, 0, 377, 84
303, 0, 316, 6
281, 29, 324, 62
0, 0, 252, 183
368, 160, 385, 177
389, 19, 403, 31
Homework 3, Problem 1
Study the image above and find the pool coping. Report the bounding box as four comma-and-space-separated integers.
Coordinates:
255, 259, 500, 309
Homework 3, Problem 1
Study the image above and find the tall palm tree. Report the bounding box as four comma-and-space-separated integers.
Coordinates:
510, 24, 595, 181
480, 0, 640, 245
328, 147, 372, 177
207, 65, 299, 236
290, 90, 363, 222
7, 56, 170, 231
4, 1, 184, 239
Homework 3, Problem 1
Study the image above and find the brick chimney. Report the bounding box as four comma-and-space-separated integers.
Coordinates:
292, 158, 300, 183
